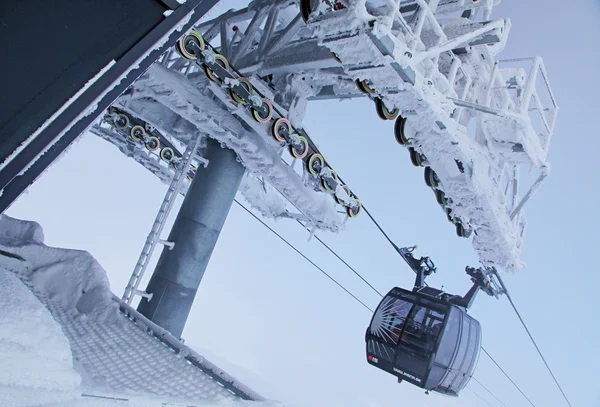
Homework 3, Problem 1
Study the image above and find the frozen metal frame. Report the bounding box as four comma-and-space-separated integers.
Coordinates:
179, 0, 558, 270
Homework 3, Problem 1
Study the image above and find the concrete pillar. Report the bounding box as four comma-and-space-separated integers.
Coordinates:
137, 137, 245, 338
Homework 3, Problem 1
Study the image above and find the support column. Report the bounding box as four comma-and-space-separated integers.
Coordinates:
137, 137, 245, 338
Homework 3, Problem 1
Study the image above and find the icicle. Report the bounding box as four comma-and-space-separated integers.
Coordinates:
307, 223, 317, 242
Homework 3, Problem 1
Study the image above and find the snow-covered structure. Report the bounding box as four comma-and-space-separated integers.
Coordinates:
0, 214, 273, 407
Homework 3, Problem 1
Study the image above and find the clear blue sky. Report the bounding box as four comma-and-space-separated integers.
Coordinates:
6, 0, 599, 406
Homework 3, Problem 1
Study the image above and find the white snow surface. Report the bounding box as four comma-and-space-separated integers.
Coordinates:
0, 270, 82, 407
0, 215, 278, 407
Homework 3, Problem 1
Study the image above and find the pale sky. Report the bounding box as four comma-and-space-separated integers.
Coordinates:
6, 0, 600, 406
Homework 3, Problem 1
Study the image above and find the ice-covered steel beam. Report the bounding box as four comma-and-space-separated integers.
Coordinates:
307, 85, 367, 100
230, 7, 270, 65
259, 7, 281, 53
198, 7, 255, 42
509, 169, 549, 221
412, 19, 506, 63
118, 63, 345, 232
263, 14, 306, 58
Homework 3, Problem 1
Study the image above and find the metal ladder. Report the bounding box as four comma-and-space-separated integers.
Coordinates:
122, 134, 204, 304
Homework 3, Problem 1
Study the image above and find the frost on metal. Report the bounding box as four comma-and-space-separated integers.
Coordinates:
92, 62, 345, 233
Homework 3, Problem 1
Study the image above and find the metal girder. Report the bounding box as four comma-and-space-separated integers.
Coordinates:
262, 14, 305, 58
230, 7, 270, 65
220, 20, 231, 59
236, 40, 337, 74
258, 7, 281, 53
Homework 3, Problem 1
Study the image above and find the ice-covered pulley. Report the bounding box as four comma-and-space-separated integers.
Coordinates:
114, 113, 129, 130
130, 125, 145, 141
456, 222, 468, 238
271, 118, 292, 142
160, 147, 174, 163
307, 153, 324, 176
228, 78, 253, 105
424, 167, 440, 188
375, 98, 399, 120
251, 98, 273, 123
176, 30, 205, 60
333, 184, 361, 217
394, 116, 409, 145
204, 54, 230, 84
322, 169, 339, 191
356, 79, 375, 94
409, 147, 424, 167
145, 136, 160, 152
435, 189, 448, 206
289, 134, 309, 159
347, 200, 362, 218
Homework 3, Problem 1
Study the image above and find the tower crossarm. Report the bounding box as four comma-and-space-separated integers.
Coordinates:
185, 0, 559, 271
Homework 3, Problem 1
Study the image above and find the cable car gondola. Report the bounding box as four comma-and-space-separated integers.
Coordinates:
365, 246, 503, 396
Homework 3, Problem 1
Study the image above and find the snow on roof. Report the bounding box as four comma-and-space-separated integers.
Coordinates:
0, 214, 272, 407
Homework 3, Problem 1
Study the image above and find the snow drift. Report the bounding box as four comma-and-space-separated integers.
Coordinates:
0, 214, 119, 323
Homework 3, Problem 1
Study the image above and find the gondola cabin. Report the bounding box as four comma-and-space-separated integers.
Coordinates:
365, 286, 482, 396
